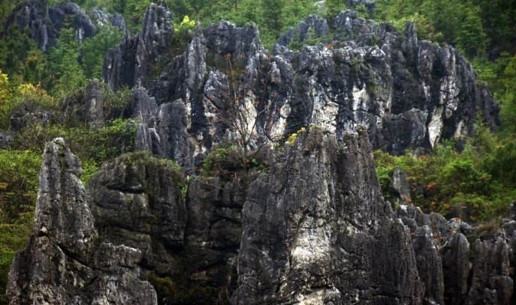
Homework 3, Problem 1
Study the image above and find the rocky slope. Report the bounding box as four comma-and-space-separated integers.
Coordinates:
2, 2, 500, 162
2, 0, 125, 51
7, 129, 515, 305
4, 2, 513, 305
101, 4, 499, 172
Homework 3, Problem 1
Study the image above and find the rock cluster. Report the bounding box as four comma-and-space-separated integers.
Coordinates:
5, 3, 513, 305
3, 0, 125, 51
9, 102, 54, 132
103, 3, 172, 90
101, 5, 499, 175
7, 138, 157, 305
7, 130, 515, 305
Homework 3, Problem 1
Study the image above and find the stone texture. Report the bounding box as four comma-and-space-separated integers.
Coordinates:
6, 139, 157, 305
392, 167, 412, 203
233, 128, 423, 305
5, 4, 513, 305
4, 0, 97, 51
89, 7, 126, 33
7, 130, 516, 305
62, 80, 107, 128
9, 102, 54, 132
88, 152, 187, 252
103, 3, 172, 90
0, 131, 13, 148
104, 8, 500, 171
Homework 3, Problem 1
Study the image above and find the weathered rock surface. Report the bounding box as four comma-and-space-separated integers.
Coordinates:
5, 3, 513, 305
2, 0, 125, 51
6, 139, 157, 305
103, 3, 172, 90
103, 5, 499, 172
4, 0, 94, 50
398, 203, 515, 305
62, 80, 107, 128
89, 7, 127, 34
234, 128, 423, 305
0, 131, 13, 148
9, 101, 54, 132
392, 167, 412, 203
8, 132, 515, 305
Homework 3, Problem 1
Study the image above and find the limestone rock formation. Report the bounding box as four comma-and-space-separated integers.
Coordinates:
4, 0, 94, 50
392, 167, 412, 203
89, 7, 127, 34
6, 139, 158, 305
234, 128, 423, 305
103, 3, 172, 90
2, 0, 125, 51
62, 80, 107, 128
5, 3, 513, 305
9, 102, 54, 132
7, 132, 515, 305
103, 5, 499, 173
0, 131, 13, 148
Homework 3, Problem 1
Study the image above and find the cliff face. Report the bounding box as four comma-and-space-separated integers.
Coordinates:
101, 5, 498, 172
6, 139, 157, 305
233, 129, 422, 305
5, 3, 513, 305
3, 0, 125, 51
7, 130, 515, 305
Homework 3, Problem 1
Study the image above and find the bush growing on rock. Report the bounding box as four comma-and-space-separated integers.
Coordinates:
0, 149, 40, 304
374, 130, 516, 222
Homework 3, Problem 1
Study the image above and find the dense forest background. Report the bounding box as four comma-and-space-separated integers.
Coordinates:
0, 0, 515, 303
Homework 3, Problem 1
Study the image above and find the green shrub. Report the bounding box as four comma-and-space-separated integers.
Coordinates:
0, 150, 41, 221
201, 144, 243, 176
0, 150, 40, 304
440, 159, 492, 195
14, 119, 137, 164
375, 0, 488, 57
0, 71, 56, 129
116, 151, 184, 185
482, 140, 516, 187
374, 132, 516, 222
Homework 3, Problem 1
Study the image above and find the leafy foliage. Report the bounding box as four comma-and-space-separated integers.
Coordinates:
0, 150, 41, 223
474, 54, 516, 134
47, 28, 87, 97
374, 0, 514, 58
0, 71, 55, 129
81, 25, 123, 79
201, 144, 244, 176
175, 15, 196, 33
14, 119, 137, 164
375, 128, 516, 222
0, 150, 41, 305
0, 28, 47, 85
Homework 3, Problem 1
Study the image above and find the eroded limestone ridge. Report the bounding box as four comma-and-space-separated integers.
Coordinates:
4, 3, 512, 305
7, 138, 157, 305
99, 4, 499, 172
2, 2, 500, 169
7, 131, 515, 305
2, 0, 126, 51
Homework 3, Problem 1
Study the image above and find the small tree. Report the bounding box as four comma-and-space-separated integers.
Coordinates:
47, 28, 87, 97
220, 53, 265, 170
325, 0, 347, 18
81, 25, 123, 79
261, 0, 285, 43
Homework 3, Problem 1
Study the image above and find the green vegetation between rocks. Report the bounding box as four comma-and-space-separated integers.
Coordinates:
375, 125, 516, 222
0, 150, 40, 305
0, 0, 515, 303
